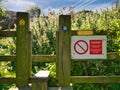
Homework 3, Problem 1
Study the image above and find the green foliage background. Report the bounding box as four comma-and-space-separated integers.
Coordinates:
0, 4, 120, 90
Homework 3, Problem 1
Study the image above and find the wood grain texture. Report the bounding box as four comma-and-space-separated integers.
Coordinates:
28, 31, 32, 78
32, 55, 55, 62
0, 56, 16, 61
0, 78, 15, 84
31, 71, 50, 90
71, 76, 120, 83
0, 52, 119, 62
0, 31, 16, 37
16, 12, 29, 87
57, 15, 71, 86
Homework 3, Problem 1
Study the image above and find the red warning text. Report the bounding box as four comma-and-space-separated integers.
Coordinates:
90, 40, 102, 54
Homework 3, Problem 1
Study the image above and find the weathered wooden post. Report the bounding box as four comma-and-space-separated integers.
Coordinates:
56, 15, 71, 86
16, 12, 31, 89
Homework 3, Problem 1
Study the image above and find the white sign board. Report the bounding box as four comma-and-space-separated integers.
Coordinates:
71, 36, 107, 59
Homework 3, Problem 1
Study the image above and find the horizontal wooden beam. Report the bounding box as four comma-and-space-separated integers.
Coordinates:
0, 52, 120, 62
32, 55, 56, 62
107, 52, 120, 60
0, 31, 16, 37
0, 77, 49, 84
71, 76, 120, 83
1, 76, 120, 84
72, 52, 120, 61
0, 56, 16, 61
0, 55, 56, 62
0, 78, 15, 84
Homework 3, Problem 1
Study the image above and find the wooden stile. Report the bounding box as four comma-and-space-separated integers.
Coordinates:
0, 12, 120, 90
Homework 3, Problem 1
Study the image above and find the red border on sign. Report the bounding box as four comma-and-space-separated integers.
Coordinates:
74, 40, 88, 54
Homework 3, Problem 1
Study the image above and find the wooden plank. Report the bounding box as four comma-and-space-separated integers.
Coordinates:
72, 52, 120, 61
32, 55, 56, 62
0, 31, 16, 37
107, 52, 120, 60
0, 78, 15, 84
32, 71, 50, 90
48, 87, 73, 90
57, 15, 71, 86
0, 56, 16, 61
0, 52, 119, 62
71, 76, 120, 83
32, 81, 47, 90
0, 55, 55, 62
16, 12, 29, 88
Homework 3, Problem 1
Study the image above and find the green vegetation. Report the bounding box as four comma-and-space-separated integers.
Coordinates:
30, 6, 120, 90
0, 3, 120, 90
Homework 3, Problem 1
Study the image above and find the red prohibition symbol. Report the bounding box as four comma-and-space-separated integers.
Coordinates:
74, 40, 88, 54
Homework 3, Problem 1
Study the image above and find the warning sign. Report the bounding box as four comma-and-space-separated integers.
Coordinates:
71, 36, 107, 59
90, 40, 102, 54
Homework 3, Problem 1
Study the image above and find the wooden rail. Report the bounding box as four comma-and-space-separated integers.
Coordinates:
1, 76, 120, 85
0, 31, 16, 37
0, 56, 16, 61
0, 30, 108, 37
0, 55, 56, 62
32, 55, 56, 62
72, 52, 120, 61
0, 78, 15, 84
71, 76, 120, 83
0, 52, 120, 62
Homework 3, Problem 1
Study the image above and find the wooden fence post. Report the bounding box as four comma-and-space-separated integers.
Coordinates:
16, 12, 30, 89
56, 15, 71, 86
